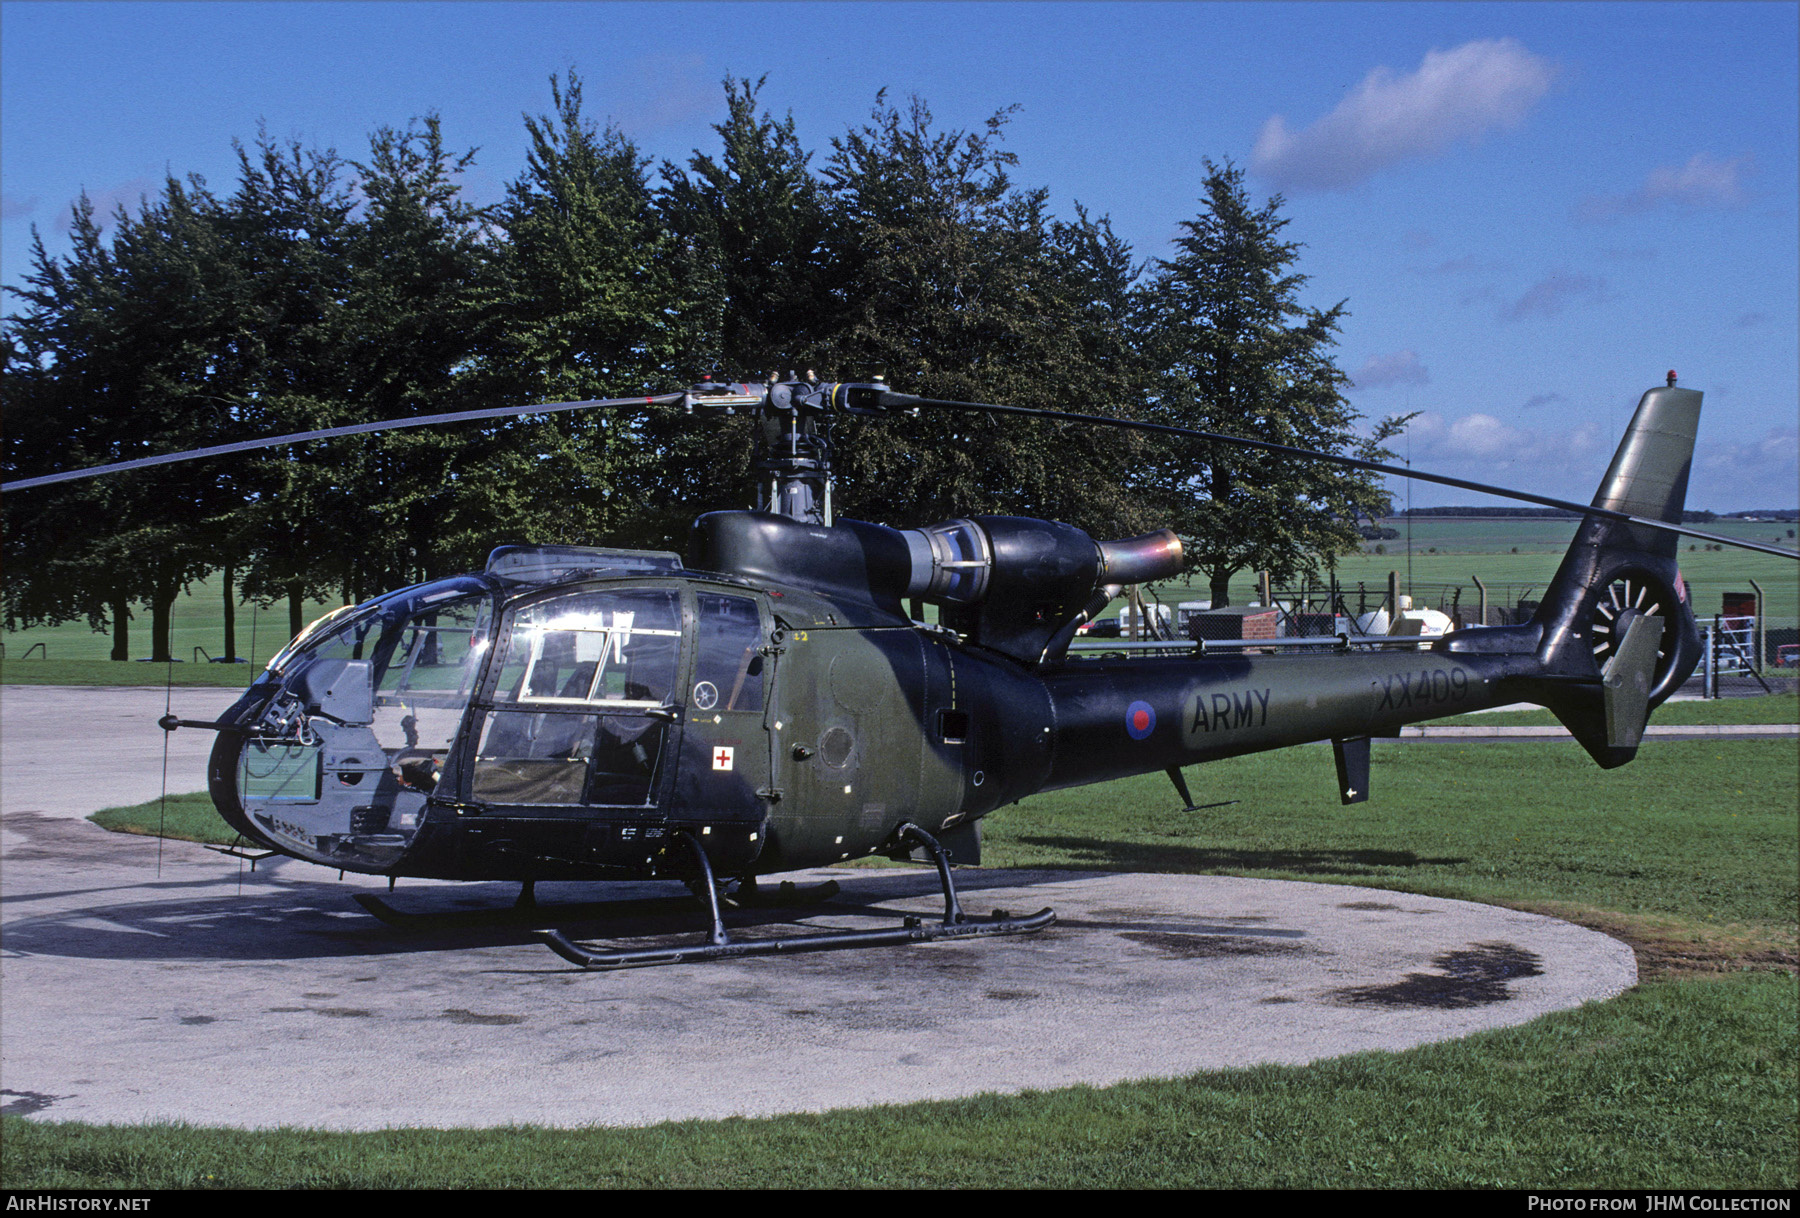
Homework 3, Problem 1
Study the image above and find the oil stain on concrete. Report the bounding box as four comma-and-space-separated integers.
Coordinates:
1332, 942, 1544, 1009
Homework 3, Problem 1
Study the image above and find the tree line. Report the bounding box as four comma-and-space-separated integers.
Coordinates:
2, 75, 1402, 660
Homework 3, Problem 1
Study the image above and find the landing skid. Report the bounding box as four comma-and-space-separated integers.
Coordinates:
537, 823, 1055, 970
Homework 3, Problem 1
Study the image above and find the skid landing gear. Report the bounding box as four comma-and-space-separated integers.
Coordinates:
537, 823, 1055, 970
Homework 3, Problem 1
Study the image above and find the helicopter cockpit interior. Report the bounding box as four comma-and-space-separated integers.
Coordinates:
224, 548, 714, 874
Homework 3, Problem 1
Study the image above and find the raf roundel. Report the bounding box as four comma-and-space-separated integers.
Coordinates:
1126, 700, 1156, 740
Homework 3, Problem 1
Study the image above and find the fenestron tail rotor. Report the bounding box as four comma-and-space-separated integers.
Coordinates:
1589, 572, 1676, 684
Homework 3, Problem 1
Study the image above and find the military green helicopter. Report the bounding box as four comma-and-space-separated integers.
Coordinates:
7, 373, 1791, 968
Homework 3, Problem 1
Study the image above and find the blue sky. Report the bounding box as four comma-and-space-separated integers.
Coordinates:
3, 1, 1795, 510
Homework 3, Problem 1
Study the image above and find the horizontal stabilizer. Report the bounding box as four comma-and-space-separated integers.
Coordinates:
1603, 614, 1663, 750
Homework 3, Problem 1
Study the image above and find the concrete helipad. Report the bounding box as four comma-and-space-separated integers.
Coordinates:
0, 684, 1637, 1130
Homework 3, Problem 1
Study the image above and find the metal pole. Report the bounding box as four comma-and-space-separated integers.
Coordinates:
1748, 578, 1765, 672
1471, 575, 1488, 628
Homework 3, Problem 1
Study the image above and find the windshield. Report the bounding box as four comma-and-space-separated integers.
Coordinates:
264, 602, 376, 675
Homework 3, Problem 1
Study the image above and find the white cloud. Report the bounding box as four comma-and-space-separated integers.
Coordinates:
1397, 418, 1796, 512
1691, 429, 1799, 511
1502, 270, 1608, 321
1252, 39, 1556, 192
1577, 153, 1753, 221
1398, 411, 1611, 502
1352, 350, 1430, 389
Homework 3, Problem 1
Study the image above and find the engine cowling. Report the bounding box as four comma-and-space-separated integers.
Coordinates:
689, 511, 1183, 665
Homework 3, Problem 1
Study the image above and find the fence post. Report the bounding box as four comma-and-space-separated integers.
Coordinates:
1387, 571, 1400, 618
1707, 618, 1718, 698
1748, 578, 1765, 671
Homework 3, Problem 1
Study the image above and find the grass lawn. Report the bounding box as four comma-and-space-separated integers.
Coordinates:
1, 571, 339, 669
1435, 691, 1800, 728
1145, 516, 1800, 623
0, 658, 265, 687
2, 972, 1791, 1189
9, 702, 1794, 1190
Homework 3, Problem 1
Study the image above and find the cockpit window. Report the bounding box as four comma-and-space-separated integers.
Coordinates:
693, 593, 766, 711
491, 589, 682, 708
473, 588, 684, 807
234, 578, 496, 868
266, 602, 377, 675
377, 599, 489, 698
371, 594, 493, 755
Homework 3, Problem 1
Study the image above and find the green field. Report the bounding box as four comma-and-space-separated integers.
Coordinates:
1331, 517, 1800, 623
7, 700, 1795, 1190
1, 573, 340, 669
1164, 517, 1800, 624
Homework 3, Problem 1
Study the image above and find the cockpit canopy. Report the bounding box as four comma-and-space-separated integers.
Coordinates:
220, 557, 766, 876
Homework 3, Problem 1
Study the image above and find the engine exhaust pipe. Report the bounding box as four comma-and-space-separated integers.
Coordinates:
1098, 529, 1184, 586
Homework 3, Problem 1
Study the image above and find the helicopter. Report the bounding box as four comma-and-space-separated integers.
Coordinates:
6, 371, 1792, 969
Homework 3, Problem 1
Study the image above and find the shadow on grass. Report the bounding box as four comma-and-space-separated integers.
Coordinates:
1007, 834, 1470, 877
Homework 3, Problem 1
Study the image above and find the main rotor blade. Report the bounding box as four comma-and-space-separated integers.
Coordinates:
871, 390, 1800, 562
1, 392, 690, 492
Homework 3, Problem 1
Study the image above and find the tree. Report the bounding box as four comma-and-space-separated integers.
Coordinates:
1138, 160, 1404, 605
2, 202, 134, 655
223, 132, 361, 635
637, 78, 844, 539
811, 94, 1154, 537
338, 116, 502, 590
660, 75, 839, 374
3, 177, 248, 660
482, 74, 710, 552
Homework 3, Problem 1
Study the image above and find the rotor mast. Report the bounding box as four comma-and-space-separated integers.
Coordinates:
689, 371, 898, 526
753, 371, 835, 525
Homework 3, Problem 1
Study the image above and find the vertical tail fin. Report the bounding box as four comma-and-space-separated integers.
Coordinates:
1511, 384, 1705, 767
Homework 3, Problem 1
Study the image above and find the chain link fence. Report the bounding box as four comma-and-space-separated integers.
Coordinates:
1133, 574, 1795, 698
